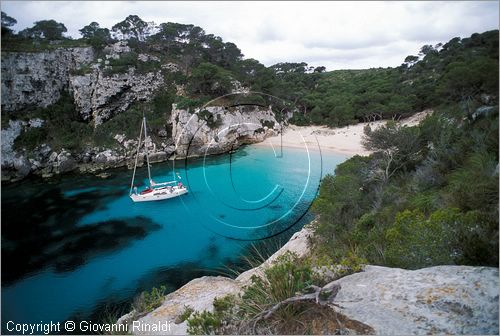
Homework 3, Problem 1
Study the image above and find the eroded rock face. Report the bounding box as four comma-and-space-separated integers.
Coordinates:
1, 119, 25, 168
170, 105, 281, 158
334, 265, 499, 335
1, 47, 94, 112
69, 68, 164, 125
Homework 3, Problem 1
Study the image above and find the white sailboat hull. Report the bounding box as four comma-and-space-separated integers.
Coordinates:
130, 186, 188, 202
129, 116, 188, 203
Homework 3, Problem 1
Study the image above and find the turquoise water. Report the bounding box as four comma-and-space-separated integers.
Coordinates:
1, 144, 345, 330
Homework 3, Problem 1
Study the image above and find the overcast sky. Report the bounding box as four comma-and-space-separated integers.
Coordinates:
2, 1, 498, 70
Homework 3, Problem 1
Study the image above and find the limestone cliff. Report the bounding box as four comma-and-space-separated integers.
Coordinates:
1, 103, 283, 181
69, 42, 165, 125
1, 47, 94, 112
170, 104, 281, 158
1, 41, 282, 181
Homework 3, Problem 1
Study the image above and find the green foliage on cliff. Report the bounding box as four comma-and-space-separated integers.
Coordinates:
131, 285, 167, 314
188, 62, 234, 97
312, 103, 499, 269
13, 92, 93, 151
94, 92, 175, 147
308, 30, 499, 270
239, 252, 313, 320
187, 295, 237, 335
11, 89, 174, 153
3, 10, 497, 130
186, 252, 325, 335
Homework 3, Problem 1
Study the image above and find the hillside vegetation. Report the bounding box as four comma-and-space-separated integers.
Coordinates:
312, 30, 499, 269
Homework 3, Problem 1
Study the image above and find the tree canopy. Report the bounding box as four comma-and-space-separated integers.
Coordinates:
1, 11, 17, 36
111, 15, 154, 41
19, 19, 67, 40
79, 21, 112, 49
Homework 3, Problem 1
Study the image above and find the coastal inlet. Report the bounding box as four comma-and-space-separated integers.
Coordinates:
1, 144, 345, 327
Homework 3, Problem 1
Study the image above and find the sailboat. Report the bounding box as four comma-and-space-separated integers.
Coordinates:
129, 115, 188, 202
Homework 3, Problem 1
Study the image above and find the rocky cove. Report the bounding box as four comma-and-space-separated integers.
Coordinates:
1, 104, 281, 182
1, 26, 498, 335
1, 42, 282, 182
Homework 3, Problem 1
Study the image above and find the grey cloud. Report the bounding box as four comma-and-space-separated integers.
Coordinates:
1, 1, 498, 70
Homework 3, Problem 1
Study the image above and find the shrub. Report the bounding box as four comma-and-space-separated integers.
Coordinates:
102, 52, 139, 76
197, 109, 223, 129
14, 126, 48, 151
136, 60, 161, 74
260, 119, 275, 128
239, 252, 313, 321
13, 92, 93, 152
174, 96, 203, 110
384, 208, 458, 269
175, 306, 194, 324
446, 151, 499, 212
131, 285, 166, 314
186, 295, 236, 335
186, 310, 221, 335
454, 210, 499, 266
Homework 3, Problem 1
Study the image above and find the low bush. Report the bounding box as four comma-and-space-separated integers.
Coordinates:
131, 285, 166, 314
239, 252, 313, 323
175, 306, 194, 324
186, 295, 236, 335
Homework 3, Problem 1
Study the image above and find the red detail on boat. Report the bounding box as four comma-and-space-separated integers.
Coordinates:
140, 188, 153, 195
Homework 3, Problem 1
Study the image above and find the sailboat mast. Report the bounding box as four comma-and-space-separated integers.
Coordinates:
143, 116, 153, 184
130, 118, 144, 194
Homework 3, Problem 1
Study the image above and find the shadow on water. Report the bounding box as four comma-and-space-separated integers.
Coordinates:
64, 261, 222, 334
1, 185, 161, 286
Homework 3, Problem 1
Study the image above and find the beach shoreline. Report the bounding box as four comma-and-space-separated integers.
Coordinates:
255, 110, 431, 157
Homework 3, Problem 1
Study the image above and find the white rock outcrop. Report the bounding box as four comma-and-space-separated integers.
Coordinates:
69, 68, 164, 124
170, 104, 282, 158
1, 119, 25, 167
119, 277, 241, 335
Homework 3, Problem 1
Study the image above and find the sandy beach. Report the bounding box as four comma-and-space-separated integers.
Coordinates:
256, 110, 431, 157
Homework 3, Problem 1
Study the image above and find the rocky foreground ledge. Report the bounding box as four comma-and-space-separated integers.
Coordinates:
118, 225, 499, 335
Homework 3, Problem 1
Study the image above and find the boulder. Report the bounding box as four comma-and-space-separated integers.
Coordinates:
57, 154, 77, 173
334, 265, 499, 335
149, 152, 168, 163
13, 156, 31, 178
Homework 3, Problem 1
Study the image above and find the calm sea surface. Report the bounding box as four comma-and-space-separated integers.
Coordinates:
1, 144, 345, 328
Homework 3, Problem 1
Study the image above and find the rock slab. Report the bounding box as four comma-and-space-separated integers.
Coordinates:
335, 265, 499, 335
